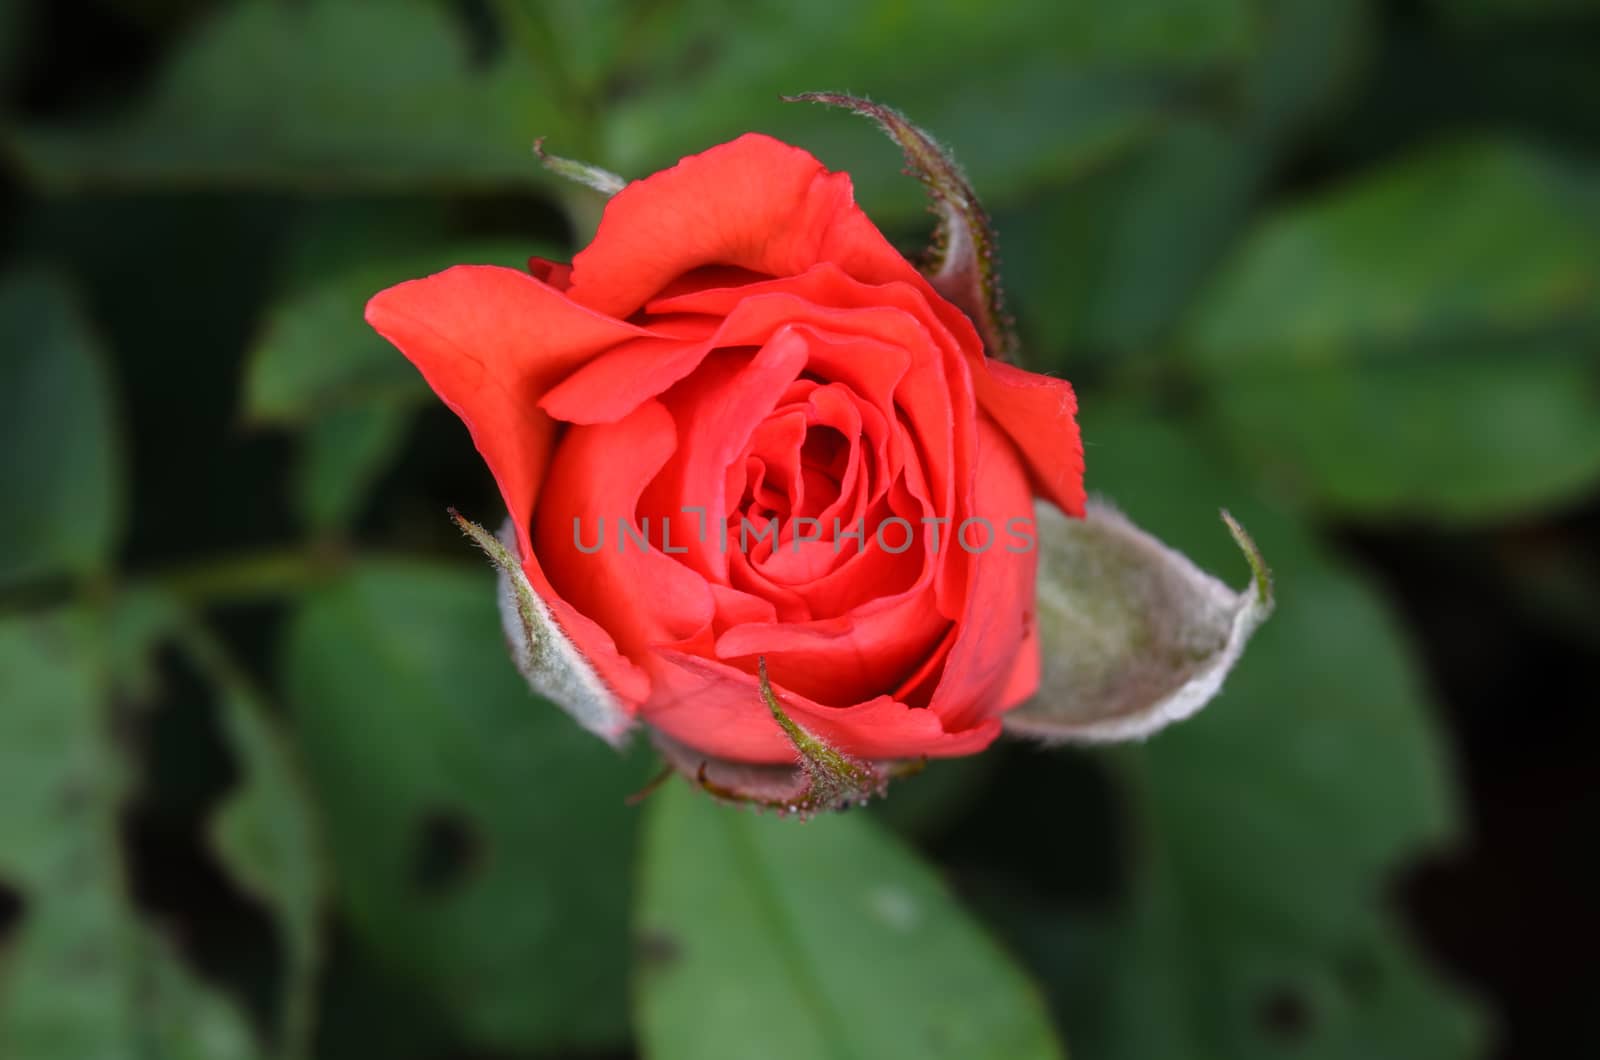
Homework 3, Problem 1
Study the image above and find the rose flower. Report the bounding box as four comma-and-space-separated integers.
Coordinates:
368, 105, 1267, 812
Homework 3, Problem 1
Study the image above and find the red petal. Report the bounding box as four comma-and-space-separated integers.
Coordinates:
928, 419, 1041, 729
973, 358, 1086, 518
643, 650, 1002, 764
713, 589, 949, 708
364, 265, 653, 702
565, 133, 919, 318
672, 263, 1084, 520
526, 257, 573, 288
533, 399, 716, 660
639, 330, 811, 582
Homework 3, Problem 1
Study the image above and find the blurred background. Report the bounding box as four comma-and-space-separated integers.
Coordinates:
2, 0, 1597, 1058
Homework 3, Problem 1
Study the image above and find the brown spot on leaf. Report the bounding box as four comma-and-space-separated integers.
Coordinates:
0, 880, 25, 951
635, 928, 682, 970
411, 810, 483, 895
1257, 983, 1315, 1044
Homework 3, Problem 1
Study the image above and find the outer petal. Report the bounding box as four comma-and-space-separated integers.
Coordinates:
642, 650, 1001, 764
364, 265, 653, 703
533, 399, 716, 661
973, 359, 1086, 518
565, 133, 924, 317
927, 419, 1042, 729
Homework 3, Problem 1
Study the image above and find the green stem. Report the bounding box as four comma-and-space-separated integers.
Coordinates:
146, 547, 345, 606
490, 0, 596, 153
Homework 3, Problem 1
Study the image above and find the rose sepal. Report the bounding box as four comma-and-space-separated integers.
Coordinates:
785, 91, 1015, 361
649, 659, 929, 819
1006, 501, 1274, 742
451, 510, 634, 746
533, 136, 625, 196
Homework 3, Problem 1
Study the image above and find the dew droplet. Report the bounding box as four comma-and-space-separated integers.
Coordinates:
868, 885, 921, 931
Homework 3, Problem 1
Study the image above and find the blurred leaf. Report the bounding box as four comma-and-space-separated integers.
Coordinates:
635, 782, 1065, 1060
101, 584, 186, 703
242, 240, 542, 425
294, 400, 414, 533
0, 608, 261, 1059
1430, 0, 1600, 26
1330, 923, 1490, 1059
501, 0, 636, 101
0, 270, 122, 591
271, 199, 461, 289
1063, 402, 1483, 1060
200, 632, 326, 1060
283, 561, 648, 1052
80, 584, 326, 1059
1188, 142, 1599, 355
1094, 875, 1483, 1060
10, 0, 571, 190
1240, 0, 1372, 139
1183, 139, 1600, 521
129, 931, 264, 1060
600, 0, 1258, 223
247, 210, 558, 533
1004, 0, 1371, 369
1004, 124, 1271, 370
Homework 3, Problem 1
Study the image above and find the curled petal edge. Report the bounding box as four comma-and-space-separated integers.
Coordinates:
1006, 500, 1274, 744
452, 510, 634, 746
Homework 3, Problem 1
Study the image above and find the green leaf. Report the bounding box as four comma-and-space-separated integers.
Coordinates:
10, 0, 570, 190
1063, 402, 1484, 1060
241, 240, 542, 425
1003, 0, 1371, 368
282, 561, 649, 1052
499, 0, 636, 101
246, 214, 555, 533
65, 587, 324, 1058
601, 0, 1256, 223
293, 400, 414, 533
202, 639, 326, 1060
0, 608, 262, 1060
1004, 124, 1271, 370
1183, 139, 1600, 521
1239, 0, 1373, 140
0, 270, 122, 591
635, 782, 1066, 1060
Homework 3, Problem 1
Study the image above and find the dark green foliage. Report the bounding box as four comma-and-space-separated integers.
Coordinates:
6, 0, 1597, 1057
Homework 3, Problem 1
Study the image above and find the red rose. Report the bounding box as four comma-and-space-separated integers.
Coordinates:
366, 133, 1083, 772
